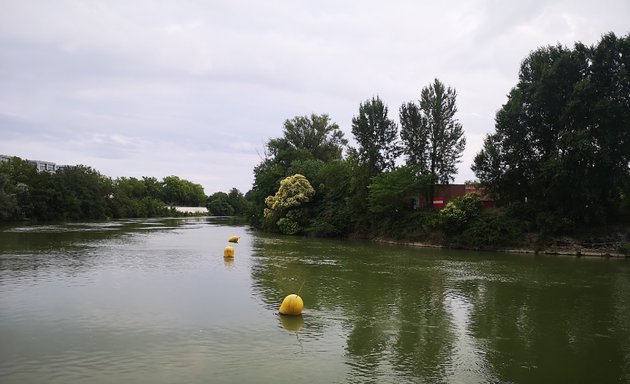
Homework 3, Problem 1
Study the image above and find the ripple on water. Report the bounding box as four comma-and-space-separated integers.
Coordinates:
6, 222, 123, 233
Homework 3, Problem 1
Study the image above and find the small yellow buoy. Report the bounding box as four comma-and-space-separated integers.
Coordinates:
224, 245, 235, 258
228, 235, 240, 243
278, 294, 304, 316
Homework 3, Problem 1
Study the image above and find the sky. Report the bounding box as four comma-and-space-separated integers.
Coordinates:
1, 1, 629, 195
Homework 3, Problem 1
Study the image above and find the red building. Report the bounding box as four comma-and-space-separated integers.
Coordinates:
414, 184, 493, 209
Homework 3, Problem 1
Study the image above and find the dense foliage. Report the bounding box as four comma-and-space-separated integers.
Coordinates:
400, 79, 466, 184
248, 113, 349, 230
351, 96, 401, 176
274, 114, 348, 163
349, 97, 402, 233
473, 32, 630, 233
400, 78, 466, 207
0, 157, 247, 221
264, 174, 315, 234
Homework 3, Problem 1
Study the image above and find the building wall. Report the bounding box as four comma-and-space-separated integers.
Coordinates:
34, 160, 58, 172
0, 154, 63, 172
173, 206, 209, 214
415, 184, 494, 209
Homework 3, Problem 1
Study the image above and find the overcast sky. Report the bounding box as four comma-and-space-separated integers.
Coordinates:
1, 1, 628, 194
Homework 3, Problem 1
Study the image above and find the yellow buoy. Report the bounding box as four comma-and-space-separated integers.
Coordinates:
228, 235, 240, 243
278, 294, 304, 316
224, 245, 235, 258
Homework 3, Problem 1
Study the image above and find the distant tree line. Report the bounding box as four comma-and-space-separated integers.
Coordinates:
0, 157, 248, 221
247, 33, 630, 247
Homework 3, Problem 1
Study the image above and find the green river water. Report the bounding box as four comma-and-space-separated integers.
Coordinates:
0, 217, 629, 383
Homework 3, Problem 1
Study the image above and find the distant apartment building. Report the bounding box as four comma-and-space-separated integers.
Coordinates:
0, 154, 65, 172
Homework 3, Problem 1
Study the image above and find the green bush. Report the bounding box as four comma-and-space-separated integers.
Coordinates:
277, 209, 307, 235
395, 211, 441, 242
459, 209, 523, 248
307, 218, 343, 237
439, 193, 483, 234
535, 212, 575, 237
208, 198, 235, 216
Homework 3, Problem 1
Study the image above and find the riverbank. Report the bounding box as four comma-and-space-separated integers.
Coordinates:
502, 247, 627, 258
373, 234, 630, 259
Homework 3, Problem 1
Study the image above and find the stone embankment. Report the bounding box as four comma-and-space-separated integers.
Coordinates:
375, 235, 630, 258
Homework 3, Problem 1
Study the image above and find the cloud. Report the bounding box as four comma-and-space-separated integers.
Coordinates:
0, 0, 628, 194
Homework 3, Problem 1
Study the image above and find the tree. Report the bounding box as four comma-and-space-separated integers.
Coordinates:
367, 165, 432, 216
115, 177, 147, 199
308, 160, 353, 236
263, 113, 346, 172
399, 101, 426, 168
162, 176, 206, 206
226, 188, 248, 215
208, 199, 235, 216
250, 113, 347, 228
473, 33, 630, 227
277, 114, 348, 162
0, 172, 19, 221
142, 176, 163, 201
349, 96, 401, 232
206, 190, 246, 216
264, 174, 315, 234
351, 96, 400, 175
60, 165, 113, 219
249, 156, 289, 226
0, 158, 36, 220
400, 79, 466, 185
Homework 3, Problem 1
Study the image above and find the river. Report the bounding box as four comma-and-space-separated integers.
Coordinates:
0, 217, 628, 383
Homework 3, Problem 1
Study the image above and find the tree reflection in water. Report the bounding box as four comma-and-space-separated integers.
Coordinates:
249, 234, 630, 383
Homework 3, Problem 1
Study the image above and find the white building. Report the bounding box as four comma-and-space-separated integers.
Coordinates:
0, 154, 65, 172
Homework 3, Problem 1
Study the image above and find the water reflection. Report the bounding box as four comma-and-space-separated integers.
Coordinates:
223, 257, 235, 268
279, 314, 304, 332
250, 236, 462, 381
250, 234, 630, 383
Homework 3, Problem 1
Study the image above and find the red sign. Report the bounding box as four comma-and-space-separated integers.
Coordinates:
433, 197, 445, 207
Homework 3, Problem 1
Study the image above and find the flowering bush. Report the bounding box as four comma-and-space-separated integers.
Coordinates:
264, 174, 315, 234
439, 193, 482, 233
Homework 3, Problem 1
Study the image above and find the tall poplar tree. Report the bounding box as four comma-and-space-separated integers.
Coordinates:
351, 96, 400, 176
400, 79, 466, 184
349, 96, 400, 231
400, 79, 466, 205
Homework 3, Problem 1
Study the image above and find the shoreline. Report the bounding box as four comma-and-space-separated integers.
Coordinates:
373, 238, 629, 259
